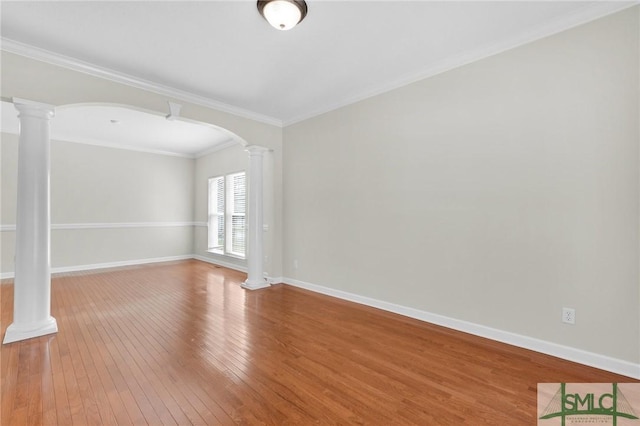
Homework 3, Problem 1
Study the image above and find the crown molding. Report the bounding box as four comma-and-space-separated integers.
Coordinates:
282, 1, 639, 126
2, 2, 635, 129
1, 38, 283, 128
195, 139, 238, 158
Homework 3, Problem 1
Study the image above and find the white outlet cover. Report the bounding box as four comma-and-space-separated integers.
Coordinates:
562, 307, 575, 324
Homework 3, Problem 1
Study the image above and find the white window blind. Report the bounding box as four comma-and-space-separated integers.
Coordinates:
207, 176, 225, 252
227, 172, 246, 257
207, 172, 246, 258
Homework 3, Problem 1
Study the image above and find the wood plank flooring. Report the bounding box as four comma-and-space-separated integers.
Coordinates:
1, 260, 636, 425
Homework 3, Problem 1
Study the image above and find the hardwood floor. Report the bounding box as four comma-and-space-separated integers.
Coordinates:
0, 260, 636, 425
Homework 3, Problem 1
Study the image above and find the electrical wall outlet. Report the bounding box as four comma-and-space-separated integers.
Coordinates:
562, 307, 575, 325
293, 259, 298, 269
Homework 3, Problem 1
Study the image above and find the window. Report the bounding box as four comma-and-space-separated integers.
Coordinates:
208, 172, 246, 258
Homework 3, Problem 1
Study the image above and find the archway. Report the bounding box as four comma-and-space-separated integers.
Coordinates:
3, 99, 270, 344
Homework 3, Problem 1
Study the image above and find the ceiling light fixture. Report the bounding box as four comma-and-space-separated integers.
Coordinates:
257, 0, 307, 31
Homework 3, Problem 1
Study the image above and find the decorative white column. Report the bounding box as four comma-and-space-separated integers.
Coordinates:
3, 98, 58, 344
242, 145, 270, 290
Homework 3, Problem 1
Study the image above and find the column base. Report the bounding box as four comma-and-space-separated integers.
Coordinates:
241, 279, 270, 291
3, 317, 58, 344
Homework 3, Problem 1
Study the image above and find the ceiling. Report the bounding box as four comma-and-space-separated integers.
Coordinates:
1, 101, 234, 157
1, 1, 635, 129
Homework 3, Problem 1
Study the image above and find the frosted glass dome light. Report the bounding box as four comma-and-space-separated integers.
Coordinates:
257, 0, 308, 31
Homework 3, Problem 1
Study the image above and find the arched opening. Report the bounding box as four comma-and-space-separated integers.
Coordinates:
2, 99, 270, 343
53, 102, 249, 154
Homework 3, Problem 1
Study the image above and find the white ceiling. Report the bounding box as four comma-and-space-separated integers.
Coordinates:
1, 1, 635, 129
1, 101, 234, 157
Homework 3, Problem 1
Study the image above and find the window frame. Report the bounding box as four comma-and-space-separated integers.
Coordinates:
207, 171, 247, 259
207, 176, 225, 254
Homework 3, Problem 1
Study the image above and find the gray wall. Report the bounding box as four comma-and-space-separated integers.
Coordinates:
283, 8, 639, 363
1, 133, 195, 273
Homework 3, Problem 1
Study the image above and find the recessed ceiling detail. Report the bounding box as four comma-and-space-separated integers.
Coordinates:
2, 102, 234, 158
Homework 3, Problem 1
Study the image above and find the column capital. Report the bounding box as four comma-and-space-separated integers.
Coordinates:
13, 97, 55, 119
245, 145, 271, 156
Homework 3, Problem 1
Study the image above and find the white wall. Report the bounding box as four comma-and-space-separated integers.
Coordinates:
283, 7, 639, 366
1, 133, 195, 274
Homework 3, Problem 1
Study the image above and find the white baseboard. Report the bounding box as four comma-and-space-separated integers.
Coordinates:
193, 254, 247, 273
54, 255, 195, 275
192, 256, 284, 285
0, 255, 193, 280
1, 255, 281, 284
283, 276, 640, 380
1, 221, 199, 232
6, 256, 633, 379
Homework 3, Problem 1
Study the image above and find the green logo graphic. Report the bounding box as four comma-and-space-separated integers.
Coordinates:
539, 383, 638, 426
